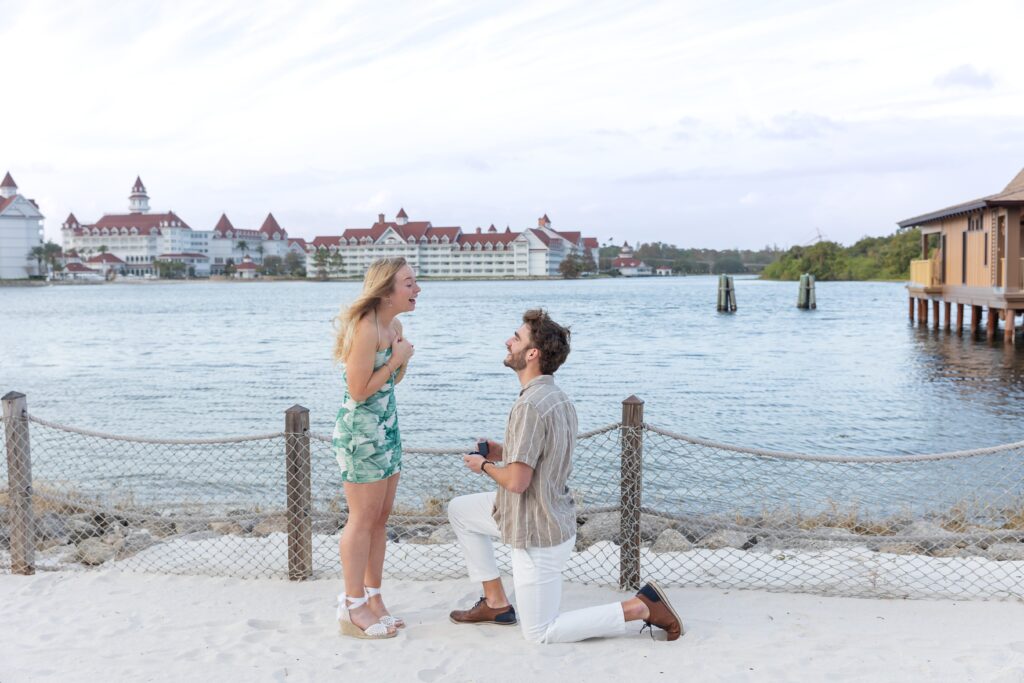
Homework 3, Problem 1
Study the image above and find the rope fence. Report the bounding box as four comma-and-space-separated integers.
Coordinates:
3, 391, 1023, 600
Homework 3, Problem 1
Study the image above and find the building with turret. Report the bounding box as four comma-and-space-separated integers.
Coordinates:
306, 210, 598, 278
61, 178, 302, 277
0, 172, 45, 279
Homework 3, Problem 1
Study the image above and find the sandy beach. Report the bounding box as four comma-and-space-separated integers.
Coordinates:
2, 570, 1023, 683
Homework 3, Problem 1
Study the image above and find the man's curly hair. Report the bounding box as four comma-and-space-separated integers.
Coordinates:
523, 308, 571, 375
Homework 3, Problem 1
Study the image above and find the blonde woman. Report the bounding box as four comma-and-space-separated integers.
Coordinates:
333, 257, 419, 639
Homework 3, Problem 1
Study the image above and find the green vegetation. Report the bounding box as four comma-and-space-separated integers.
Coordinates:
599, 243, 782, 274
760, 228, 921, 281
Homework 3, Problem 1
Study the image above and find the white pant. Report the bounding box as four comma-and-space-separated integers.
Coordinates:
447, 492, 626, 644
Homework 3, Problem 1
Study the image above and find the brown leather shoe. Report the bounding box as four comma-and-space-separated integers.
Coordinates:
449, 597, 518, 626
636, 580, 683, 641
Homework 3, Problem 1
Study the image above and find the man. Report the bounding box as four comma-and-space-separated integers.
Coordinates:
447, 308, 683, 644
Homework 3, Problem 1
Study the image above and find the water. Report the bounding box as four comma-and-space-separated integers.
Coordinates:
4, 276, 1024, 455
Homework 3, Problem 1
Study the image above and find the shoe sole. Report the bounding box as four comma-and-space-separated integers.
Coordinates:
339, 619, 398, 639
647, 580, 684, 638
449, 616, 518, 626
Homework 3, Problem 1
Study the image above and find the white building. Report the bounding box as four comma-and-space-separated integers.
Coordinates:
612, 242, 653, 276
0, 172, 45, 279
306, 210, 599, 279
61, 178, 301, 278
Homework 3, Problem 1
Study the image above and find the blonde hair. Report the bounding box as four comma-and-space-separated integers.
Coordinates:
333, 257, 409, 363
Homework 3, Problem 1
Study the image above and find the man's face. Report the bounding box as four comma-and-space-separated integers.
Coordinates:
504, 323, 534, 371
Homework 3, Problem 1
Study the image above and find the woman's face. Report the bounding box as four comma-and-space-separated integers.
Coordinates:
389, 265, 421, 313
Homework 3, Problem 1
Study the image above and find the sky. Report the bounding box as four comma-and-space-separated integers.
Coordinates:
3, 0, 1024, 249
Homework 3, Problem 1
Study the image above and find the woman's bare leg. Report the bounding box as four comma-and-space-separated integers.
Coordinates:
339, 478, 394, 633
365, 472, 400, 621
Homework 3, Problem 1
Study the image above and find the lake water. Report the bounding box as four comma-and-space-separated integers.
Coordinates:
4, 276, 1024, 455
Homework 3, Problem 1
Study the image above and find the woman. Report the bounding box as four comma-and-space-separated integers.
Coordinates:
332, 257, 419, 639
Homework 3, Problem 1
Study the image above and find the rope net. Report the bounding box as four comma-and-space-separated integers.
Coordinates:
2, 411, 1023, 599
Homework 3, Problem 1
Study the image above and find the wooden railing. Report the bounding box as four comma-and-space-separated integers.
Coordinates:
909, 259, 938, 287
998, 258, 1024, 289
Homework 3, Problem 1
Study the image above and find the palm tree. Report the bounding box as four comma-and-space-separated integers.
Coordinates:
98, 245, 108, 254
312, 248, 329, 280
256, 243, 265, 264
328, 251, 344, 277
42, 241, 63, 276
28, 245, 45, 275
236, 240, 249, 258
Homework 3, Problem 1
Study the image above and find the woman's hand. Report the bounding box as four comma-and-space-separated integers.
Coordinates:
391, 336, 414, 367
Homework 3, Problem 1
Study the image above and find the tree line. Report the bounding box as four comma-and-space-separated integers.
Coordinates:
760, 229, 921, 281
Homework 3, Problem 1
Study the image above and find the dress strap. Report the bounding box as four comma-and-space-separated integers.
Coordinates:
374, 308, 381, 349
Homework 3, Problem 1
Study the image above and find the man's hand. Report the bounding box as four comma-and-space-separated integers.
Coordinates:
463, 453, 487, 474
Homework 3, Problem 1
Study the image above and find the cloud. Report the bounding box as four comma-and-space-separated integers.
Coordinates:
755, 112, 843, 140
934, 64, 994, 90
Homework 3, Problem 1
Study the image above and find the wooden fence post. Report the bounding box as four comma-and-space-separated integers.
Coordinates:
620, 395, 644, 591
285, 405, 312, 581
3, 391, 35, 575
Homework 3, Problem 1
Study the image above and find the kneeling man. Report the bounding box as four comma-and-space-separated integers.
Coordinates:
448, 308, 683, 644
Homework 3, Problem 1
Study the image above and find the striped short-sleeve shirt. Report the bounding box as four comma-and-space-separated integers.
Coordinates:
493, 375, 578, 549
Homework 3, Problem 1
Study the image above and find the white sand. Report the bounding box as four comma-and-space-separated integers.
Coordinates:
2, 570, 1024, 683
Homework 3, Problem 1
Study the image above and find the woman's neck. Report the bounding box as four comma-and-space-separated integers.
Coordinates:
375, 305, 396, 329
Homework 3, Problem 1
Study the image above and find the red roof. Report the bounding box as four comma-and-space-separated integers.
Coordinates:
158, 253, 208, 260
583, 237, 599, 249
0, 196, 15, 213
288, 238, 309, 248
396, 208, 408, 218
259, 213, 284, 236
557, 231, 582, 245
131, 176, 146, 193
91, 211, 191, 232
213, 214, 234, 234
310, 236, 342, 248
528, 228, 551, 246
459, 232, 519, 246
236, 261, 259, 270
613, 257, 643, 268
1, 172, 16, 189
63, 213, 80, 228
86, 253, 126, 264
64, 262, 98, 273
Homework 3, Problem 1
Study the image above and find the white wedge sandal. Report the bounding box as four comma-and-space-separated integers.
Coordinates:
338, 594, 397, 639
365, 586, 406, 629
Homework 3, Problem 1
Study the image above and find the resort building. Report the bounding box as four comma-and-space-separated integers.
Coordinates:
305, 210, 598, 279
61, 178, 300, 277
902, 167, 1024, 341
612, 242, 652, 276
0, 172, 45, 279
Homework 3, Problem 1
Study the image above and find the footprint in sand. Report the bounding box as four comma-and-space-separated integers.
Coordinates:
418, 667, 446, 682
246, 619, 281, 630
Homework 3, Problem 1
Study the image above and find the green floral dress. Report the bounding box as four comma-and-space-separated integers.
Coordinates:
333, 348, 402, 483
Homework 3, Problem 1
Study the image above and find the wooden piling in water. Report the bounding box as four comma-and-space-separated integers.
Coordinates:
908, 297, 915, 322
956, 303, 964, 335
932, 300, 940, 330
971, 305, 982, 338
987, 307, 998, 342
797, 274, 816, 309
1006, 310, 1016, 344
717, 274, 736, 312
943, 302, 951, 331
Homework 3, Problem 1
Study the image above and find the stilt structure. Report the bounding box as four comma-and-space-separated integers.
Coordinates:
902, 166, 1024, 348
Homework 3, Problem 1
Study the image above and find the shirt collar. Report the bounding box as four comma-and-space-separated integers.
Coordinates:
519, 374, 554, 396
